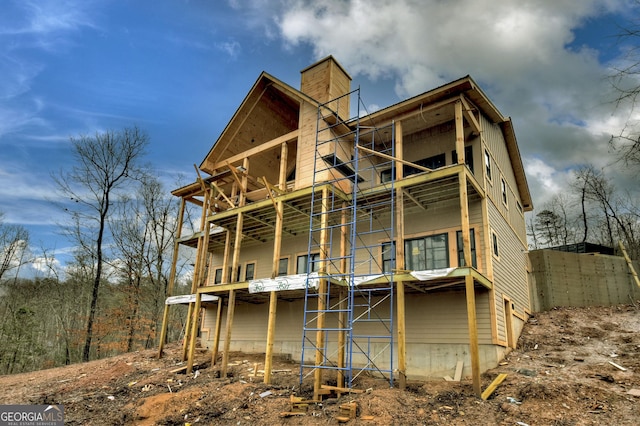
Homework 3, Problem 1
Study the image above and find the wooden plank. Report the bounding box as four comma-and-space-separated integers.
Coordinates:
395, 120, 407, 390
186, 292, 202, 374
337, 204, 348, 389
455, 100, 465, 165
313, 186, 330, 401
263, 291, 278, 384
221, 289, 236, 377
454, 360, 464, 382
210, 130, 298, 171
320, 385, 365, 394
465, 274, 481, 396
481, 373, 508, 400
609, 361, 627, 371
211, 298, 223, 366
619, 241, 640, 288
358, 145, 432, 173
264, 146, 286, 384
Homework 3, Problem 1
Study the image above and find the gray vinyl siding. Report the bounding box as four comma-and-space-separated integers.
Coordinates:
488, 200, 530, 343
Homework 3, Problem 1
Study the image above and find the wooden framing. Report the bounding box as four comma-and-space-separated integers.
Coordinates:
394, 120, 407, 390
313, 186, 330, 401
264, 142, 288, 383
165, 63, 532, 400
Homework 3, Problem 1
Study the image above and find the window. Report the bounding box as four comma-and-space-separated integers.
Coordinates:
484, 150, 492, 181
278, 258, 289, 276
405, 153, 446, 175
451, 146, 474, 173
456, 229, 477, 268
382, 234, 449, 272
380, 168, 393, 183
297, 253, 320, 274
380, 153, 446, 183
214, 268, 223, 284
245, 263, 255, 281
405, 233, 449, 270
501, 177, 508, 206
382, 242, 395, 272
492, 232, 500, 258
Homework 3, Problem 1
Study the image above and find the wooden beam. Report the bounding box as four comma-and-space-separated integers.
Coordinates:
358, 145, 432, 173
337, 203, 348, 389
459, 95, 481, 135
264, 141, 288, 384
261, 176, 283, 220
402, 188, 427, 211
221, 289, 236, 377
395, 120, 407, 390
481, 373, 507, 400
264, 291, 278, 383
313, 186, 330, 401
186, 292, 202, 374
619, 241, 640, 288
210, 180, 235, 208
465, 274, 481, 396
209, 130, 298, 171
455, 100, 465, 166
227, 162, 247, 197
211, 298, 223, 366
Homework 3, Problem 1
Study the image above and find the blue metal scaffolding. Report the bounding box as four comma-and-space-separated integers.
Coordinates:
300, 88, 398, 393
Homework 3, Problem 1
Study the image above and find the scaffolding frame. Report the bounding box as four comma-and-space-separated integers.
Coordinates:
300, 89, 399, 397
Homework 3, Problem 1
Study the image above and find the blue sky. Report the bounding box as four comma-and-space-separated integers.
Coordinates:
1, 0, 639, 271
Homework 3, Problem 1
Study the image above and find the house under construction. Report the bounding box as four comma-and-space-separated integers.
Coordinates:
158, 56, 533, 397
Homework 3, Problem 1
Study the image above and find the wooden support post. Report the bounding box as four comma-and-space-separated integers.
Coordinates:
181, 301, 194, 361
158, 199, 185, 358
211, 298, 223, 365
221, 157, 248, 377
183, 187, 212, 362
186, 292, 202, 374
394, 120, 407, 389
264, 142, 287, 384
455, 100, 465, 166
465, 274, 482, 396
264, 291, 278, 383
337, 202, 348, 389
313, 186, 330, 401
619, 241, 640, 288
221, 289, 236, 377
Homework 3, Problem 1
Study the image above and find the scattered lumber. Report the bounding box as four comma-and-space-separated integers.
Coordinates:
481, 373, 508, 401
454, 361, 464, 381
336, 401, 357, 423
319, 384, 365, 398
608, 361, 627, 371
170, 364, 198, 374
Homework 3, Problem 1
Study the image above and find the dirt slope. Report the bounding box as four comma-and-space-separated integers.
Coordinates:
0, 304, 638, 425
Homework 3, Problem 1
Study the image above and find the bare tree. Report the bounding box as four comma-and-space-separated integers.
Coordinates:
534, 209, 565, 248
54, 126, 148, 362
0, 213, 30, 282
610, 4, 640, 168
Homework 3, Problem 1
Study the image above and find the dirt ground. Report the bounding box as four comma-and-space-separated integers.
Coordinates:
0, 304, 639, 425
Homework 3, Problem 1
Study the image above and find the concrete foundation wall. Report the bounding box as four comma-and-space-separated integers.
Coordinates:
528, 249, 640, 312
202, 289, 501, 380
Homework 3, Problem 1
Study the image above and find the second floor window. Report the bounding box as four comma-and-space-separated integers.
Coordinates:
383, 233, 449, 272
278, 258, 289, 276
297, 253, 320, 274
484, 150, 492, 181
456, 229, 477, 268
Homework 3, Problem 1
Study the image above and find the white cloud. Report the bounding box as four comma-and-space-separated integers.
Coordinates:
251, 0, 638, 207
